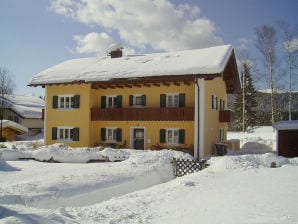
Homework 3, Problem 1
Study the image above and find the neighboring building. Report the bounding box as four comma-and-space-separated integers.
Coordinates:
29, 45, 240, 159
273, 120, 298, 158
1, 120, 28, 141
1, 95, 44, 136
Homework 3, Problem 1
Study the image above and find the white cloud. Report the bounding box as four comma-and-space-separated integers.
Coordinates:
50, 0, 222, 54
73, 32, 114, 55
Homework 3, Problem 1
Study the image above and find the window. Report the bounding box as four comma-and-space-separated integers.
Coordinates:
212, 95, 218, 110
166, 129, 179, 144
167, 94, 179, 107
160, 129, 185, 145
53, 95, 80, 109
101, 95, 122, 108
220, 128, 225, 142
129, 94, 146, 106
101, 127, 122, 142
160, 93, 185, 108
52, 127, 79, 141
220, 99, 225, 111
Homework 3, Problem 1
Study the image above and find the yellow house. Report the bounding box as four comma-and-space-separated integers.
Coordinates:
29, 45, 240, 160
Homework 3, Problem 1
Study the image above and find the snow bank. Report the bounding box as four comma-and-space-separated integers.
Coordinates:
0, 156, 19, 171
228, 126, 276, 152
209, 153, 293, 172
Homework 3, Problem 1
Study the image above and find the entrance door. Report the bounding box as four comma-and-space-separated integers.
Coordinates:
133, 128, 144, 150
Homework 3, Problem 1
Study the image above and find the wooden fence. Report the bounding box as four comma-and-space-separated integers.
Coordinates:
172, 158, 201, 177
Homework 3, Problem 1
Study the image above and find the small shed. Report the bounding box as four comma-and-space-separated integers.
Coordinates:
1, 120, 28, 141
273, 120, 298, 158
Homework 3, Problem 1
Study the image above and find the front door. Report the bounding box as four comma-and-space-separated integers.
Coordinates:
134, 128, 144, 150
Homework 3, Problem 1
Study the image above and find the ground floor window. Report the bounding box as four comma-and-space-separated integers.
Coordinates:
160, 128, 185, 145
101, 127, 122, 142
52, 127, 79, 141
220, 128, 225, 142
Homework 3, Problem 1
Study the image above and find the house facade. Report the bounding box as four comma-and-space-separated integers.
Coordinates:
29, 45, 240, 159
1, 95, 44, 136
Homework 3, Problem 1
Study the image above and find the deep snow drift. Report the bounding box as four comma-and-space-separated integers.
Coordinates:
0, 126, 298, 224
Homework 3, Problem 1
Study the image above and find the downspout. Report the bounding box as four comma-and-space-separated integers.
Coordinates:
194, 78, 199, 160
44, 86, 47, 145
194, 78, 205, 160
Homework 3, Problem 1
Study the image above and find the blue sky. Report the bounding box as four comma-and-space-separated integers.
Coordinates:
0, 0, 297, 96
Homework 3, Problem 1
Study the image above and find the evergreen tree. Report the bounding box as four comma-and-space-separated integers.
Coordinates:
232, 61, 258, 131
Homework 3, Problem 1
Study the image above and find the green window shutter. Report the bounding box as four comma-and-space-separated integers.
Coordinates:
160, 129, 166, 143
142, 95, 146, 106
73, 95, 80, 108
117, 95, 122, 108
179, 129, 185, 144
101, 96, 106, 109
101, 128, 106, 141
53, 96, 58, 109
160, 94, 166, 107
116, 128, 122, 142
73, 128, 80, 141
129, 95, 134, 106
179, 93, 185, 108
52, 127, 57, 140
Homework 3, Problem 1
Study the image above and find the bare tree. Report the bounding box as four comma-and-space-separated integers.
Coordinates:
255, 25, 278, 125
0, 67, 16, 141
278, 21, 298, 120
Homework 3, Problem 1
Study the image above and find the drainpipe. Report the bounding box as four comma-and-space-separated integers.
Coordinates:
194, 78, 205, 160
194, 79, 199, 160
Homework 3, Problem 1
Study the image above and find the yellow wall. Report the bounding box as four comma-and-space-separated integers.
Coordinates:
44, 78, 229, 158
203, 77, 228, 156
91, 120, 194, 150
91, 82, 195, 108
45, 84, 91, 147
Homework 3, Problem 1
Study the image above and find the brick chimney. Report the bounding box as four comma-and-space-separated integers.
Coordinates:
108, 44, 123, 58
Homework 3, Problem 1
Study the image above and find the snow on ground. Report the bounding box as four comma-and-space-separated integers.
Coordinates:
0, 126, 298, 223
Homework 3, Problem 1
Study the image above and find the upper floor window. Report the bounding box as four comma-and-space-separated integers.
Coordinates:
101, 95, 122, 108
160, 93, 185, 108
212, 95, 218, 110
53, 95, 80, 109
52, 126, 79, 141
129, 94, 146, 107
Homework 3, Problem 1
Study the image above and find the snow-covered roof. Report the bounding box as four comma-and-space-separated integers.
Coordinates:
273, 120, 298, 130
2, 95, 44, 119
2, 120, 28, 133
29, 45, 235, 86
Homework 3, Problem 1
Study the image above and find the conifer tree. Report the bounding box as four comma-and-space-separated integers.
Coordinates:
232, 61, 258, 131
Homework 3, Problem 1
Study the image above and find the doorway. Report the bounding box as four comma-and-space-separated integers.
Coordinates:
133, 128, 145, 150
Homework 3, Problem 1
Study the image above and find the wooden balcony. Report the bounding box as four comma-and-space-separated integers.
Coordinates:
219, 110, 232, 122
91, 107, 194, 121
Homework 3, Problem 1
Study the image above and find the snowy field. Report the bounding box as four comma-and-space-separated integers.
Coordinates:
1, 126, 298, 224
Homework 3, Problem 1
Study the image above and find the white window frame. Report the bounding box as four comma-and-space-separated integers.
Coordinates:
166, 128, 179, 145
220, 128, 225, 142
132, 94, 144, 107
166, 93, 179, 108
57, 126, 74, 142
212, 95, 218, 110
106, 95, 118, 108
58, 95, 74, 109
106, 127, 118, 142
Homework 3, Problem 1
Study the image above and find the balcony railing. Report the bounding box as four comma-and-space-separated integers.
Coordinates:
91, 107, 194, 121
219, 110, 232, 122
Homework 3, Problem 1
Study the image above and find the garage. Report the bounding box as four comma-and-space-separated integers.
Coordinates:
273, 120, 298, 158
